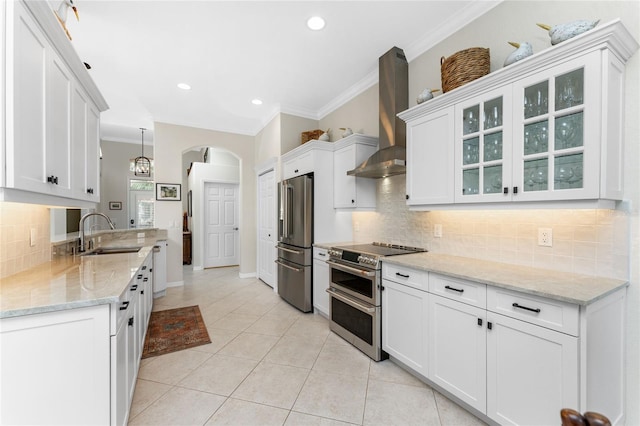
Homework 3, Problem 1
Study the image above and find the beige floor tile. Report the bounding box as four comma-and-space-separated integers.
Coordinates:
190, 327, 241, 354
178, 354, 258, 396
218, 332, 279, 360
245, 314, 297, 336
285, 318, 330, 344
324, 332, 351, 347
285, 412, 356, 426
129, 386, 226, 426
434, 390, 488, 426
205, 398, 289, 426
232, 362, 310, 409
265, 301, 305, 320
233, 299, 280, 316
313, 342, 371, 379
137, 349, 212, 385
362, 379, 439, 426
293, 370, 368, 424
129, 379, 172, 420
210, 312, 261, 331
368, 359, 427, 388
263, 336, 324, 369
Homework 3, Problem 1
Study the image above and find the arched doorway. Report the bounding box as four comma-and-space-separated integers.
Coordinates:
182, 146, 241, 271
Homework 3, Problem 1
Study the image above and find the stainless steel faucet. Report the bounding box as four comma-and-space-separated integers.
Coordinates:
79, 212, 116, 252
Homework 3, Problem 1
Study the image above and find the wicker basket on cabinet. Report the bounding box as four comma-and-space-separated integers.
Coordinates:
440, 47, 490, 93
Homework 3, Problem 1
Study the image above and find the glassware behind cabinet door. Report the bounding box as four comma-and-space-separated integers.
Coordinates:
463, 105, 480, 135
556, 68, 584, 110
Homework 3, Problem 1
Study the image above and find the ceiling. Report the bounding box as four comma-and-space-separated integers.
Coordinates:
64, 1, 500, 143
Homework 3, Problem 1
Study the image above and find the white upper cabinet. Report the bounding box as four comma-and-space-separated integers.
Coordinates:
1, 0, 108, 207
399, 20, 638, 209
332, 134, 377, 209
405, 107, 455, 205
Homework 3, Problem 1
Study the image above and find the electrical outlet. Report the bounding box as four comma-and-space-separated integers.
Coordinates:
538, 228, 553, 247
434, 224, 443, 238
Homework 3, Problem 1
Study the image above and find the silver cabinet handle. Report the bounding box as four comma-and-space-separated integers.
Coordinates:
326, 288, 376, 313
277, 246, 303, 255
326, 259, 376, 277
275, 259, 302, 273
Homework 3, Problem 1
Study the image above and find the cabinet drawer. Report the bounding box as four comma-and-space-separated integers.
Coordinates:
382, 264, 428, 291
429, 274, 486, 308
487, 287, 579, 336
313, 247, 328, 261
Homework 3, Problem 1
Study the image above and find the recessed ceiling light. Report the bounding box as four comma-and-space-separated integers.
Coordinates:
251, 99, 263, 105
177, 83, 191, 90
307, 16, 325, 31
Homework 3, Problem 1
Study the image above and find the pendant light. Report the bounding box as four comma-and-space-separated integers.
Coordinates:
134, 127, 151, 177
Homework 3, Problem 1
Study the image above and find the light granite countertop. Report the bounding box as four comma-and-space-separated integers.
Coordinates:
0, 236, 165, 319
382, 252, 628, 306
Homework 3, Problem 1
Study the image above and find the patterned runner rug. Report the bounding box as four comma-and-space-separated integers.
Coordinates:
142, 305, 211, 358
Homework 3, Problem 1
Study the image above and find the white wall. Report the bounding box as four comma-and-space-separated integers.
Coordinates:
154, 122, 256, 284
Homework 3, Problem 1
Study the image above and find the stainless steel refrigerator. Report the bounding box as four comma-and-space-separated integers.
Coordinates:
276, 174, 313, 312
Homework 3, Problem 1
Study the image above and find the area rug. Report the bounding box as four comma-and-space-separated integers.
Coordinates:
142, 305, 211, 358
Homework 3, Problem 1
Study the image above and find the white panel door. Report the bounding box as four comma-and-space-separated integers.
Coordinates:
257, 170, 276, 287
205, 182, 239, 268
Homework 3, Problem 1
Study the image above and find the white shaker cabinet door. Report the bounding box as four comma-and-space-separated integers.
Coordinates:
486, 312, 579, 425
313, 250, 330, 317
6, 3, 48, 192
381, 279, 429, 376
406, 106, 455, 206
428, 294, 487, 413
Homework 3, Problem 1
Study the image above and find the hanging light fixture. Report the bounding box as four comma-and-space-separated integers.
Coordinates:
134, 127, 151, 177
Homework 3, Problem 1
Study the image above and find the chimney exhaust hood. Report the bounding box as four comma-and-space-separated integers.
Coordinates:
347, 47, 408, 178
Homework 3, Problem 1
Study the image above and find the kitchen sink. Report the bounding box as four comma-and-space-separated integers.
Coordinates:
81, 246, 142, 256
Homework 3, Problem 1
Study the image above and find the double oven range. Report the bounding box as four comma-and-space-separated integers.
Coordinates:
326, 242, 426, 361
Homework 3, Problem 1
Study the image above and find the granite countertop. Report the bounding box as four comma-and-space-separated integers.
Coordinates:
0, 237, 164, 319
382, 252, 628, 306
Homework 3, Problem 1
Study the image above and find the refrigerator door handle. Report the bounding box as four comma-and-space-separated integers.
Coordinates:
277, 245, 303, 255
275, 259, 303, 273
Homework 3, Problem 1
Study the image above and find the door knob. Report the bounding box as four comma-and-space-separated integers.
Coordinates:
234, 227, 239, 230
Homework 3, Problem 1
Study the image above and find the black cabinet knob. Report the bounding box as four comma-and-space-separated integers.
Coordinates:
513, 186, 518, 194
406, 194, 410, 200
503, 187, 508, 194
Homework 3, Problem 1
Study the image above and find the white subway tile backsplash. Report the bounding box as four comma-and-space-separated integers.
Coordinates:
352, 175, 629, 280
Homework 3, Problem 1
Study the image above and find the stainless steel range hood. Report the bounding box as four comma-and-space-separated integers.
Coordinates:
347, 47, 408, 178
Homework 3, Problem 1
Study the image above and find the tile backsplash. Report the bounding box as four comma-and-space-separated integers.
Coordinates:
353, 175, 629, 280
0, 203, 51, 279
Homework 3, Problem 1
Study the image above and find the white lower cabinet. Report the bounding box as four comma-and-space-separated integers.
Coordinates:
313, 247, 330, 316
428, 294, 487, 413
0, 304, 111, 425
382, 279, 428, 376
486, 311, 578, 426
382, 265, 626, 425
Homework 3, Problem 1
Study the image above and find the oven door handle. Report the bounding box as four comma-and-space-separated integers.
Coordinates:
275, 259, 303, 273
326, 288, 376, 313
277, 245, 303, 255
326, 259, 377, 277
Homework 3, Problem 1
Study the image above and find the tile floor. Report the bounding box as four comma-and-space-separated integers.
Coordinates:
129, 266, 487, 426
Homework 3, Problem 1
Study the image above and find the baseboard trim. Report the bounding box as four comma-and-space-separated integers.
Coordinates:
166, 280, 184, 288
239, 272, 257, 279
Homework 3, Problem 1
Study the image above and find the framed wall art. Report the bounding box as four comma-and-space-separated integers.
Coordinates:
156, 183, 181, 201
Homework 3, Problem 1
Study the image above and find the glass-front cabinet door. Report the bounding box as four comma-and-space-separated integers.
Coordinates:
512, 53, 600, 202
454, 87, 512, 203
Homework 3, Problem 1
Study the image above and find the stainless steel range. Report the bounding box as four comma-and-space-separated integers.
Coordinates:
326, 242, 426, 361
